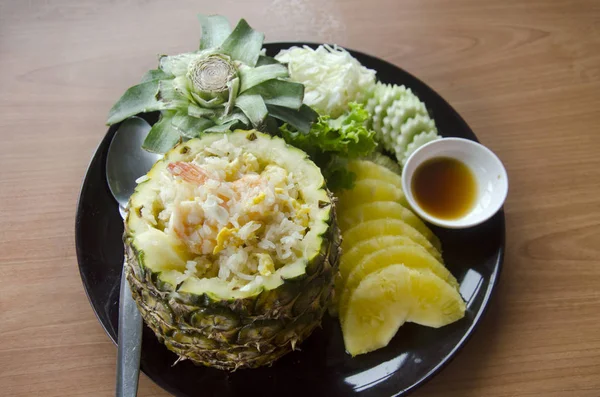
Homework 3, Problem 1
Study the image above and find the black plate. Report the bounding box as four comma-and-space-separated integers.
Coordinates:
76, 42, 504, 397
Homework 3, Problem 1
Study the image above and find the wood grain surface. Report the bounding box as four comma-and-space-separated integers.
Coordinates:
1, 0, 599, 396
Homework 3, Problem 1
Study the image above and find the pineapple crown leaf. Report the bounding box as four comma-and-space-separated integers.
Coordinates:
198, 15, 264, 67
198, 14, 231, 50
218, 18, 264, 67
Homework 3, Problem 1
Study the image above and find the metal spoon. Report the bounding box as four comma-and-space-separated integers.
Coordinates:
106, 116, 161, 397
107, 116, 161, 214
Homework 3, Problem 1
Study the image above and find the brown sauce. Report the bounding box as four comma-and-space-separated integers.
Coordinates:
411, 157, 477, 220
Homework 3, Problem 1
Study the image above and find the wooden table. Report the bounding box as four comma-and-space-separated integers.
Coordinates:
1, 0, 599, 396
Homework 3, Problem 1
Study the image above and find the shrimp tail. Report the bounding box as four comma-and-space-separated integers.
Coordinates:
167, 162, 208, 185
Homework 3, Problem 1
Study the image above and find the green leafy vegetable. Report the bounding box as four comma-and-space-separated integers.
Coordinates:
279, 102, 376, 158
279, 102, 377, 190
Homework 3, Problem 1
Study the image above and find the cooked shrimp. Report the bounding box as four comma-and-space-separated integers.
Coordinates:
169, 201, 202, 253
167, 162, 209, 185
170, 202, 220, 255
232, 174, 266, 192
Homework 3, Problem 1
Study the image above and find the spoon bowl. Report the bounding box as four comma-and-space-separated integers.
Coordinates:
106, 117, 161, 210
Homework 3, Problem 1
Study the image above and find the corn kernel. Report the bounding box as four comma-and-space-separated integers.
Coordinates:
256, 253, 275, 276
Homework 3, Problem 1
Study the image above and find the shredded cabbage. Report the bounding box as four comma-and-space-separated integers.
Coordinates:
275, 45, 376, 118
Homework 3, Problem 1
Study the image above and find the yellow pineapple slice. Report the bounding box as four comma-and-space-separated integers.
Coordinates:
337, 179, 408, 213
338, 201, 441, 250
338, 235, 421, 280
334, 235, 420, 313
338, 244, 460, 317
342, 264, 466, 356
342, 219, 442, 262
347, 159, 403, 188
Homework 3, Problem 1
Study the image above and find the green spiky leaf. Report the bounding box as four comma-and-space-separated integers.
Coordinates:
191, 92, 227, 108
107, 80, 169, 125
141, 69, 171, 83
219, 109, 250, 126
220, 19, 264, 67
198, 14, 231, 50
243, 80, 304, 109
159, 52, 199, 76
267, 104, 317, 133
188, 103, 218, 119
172, 75, 194, 102
224, 77, 240, 115
235, 94, 268, 126
157, 79, 190, 110
204, 119, 242, 133
171, 112, 215, 138
142, 111, 181, 153
256, 55, 280, 67
239, 64, 289, 93
262, 116, 281, 134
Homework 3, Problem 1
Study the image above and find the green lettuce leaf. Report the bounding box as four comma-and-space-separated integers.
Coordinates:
279, 102, 376, 158
278, 102, 377, 190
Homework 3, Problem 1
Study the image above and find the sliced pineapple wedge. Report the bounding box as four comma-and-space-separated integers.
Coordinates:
337, 179, 408, 212
339, 235, 423, 281
334, 235, 420, 313
338, 244, 460, 318
342, 219, 442, 262
342, 264, 466, 356
347, 159, 403, 188
338, 201, 441, 250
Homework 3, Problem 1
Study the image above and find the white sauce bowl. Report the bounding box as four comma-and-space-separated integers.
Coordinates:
401, 138, 508, 229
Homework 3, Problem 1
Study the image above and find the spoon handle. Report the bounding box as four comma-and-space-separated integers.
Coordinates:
116, 260, 143, 397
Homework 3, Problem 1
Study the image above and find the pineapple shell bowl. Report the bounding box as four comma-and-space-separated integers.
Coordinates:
76, 43, 505, 397
125, 131, 340, 370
